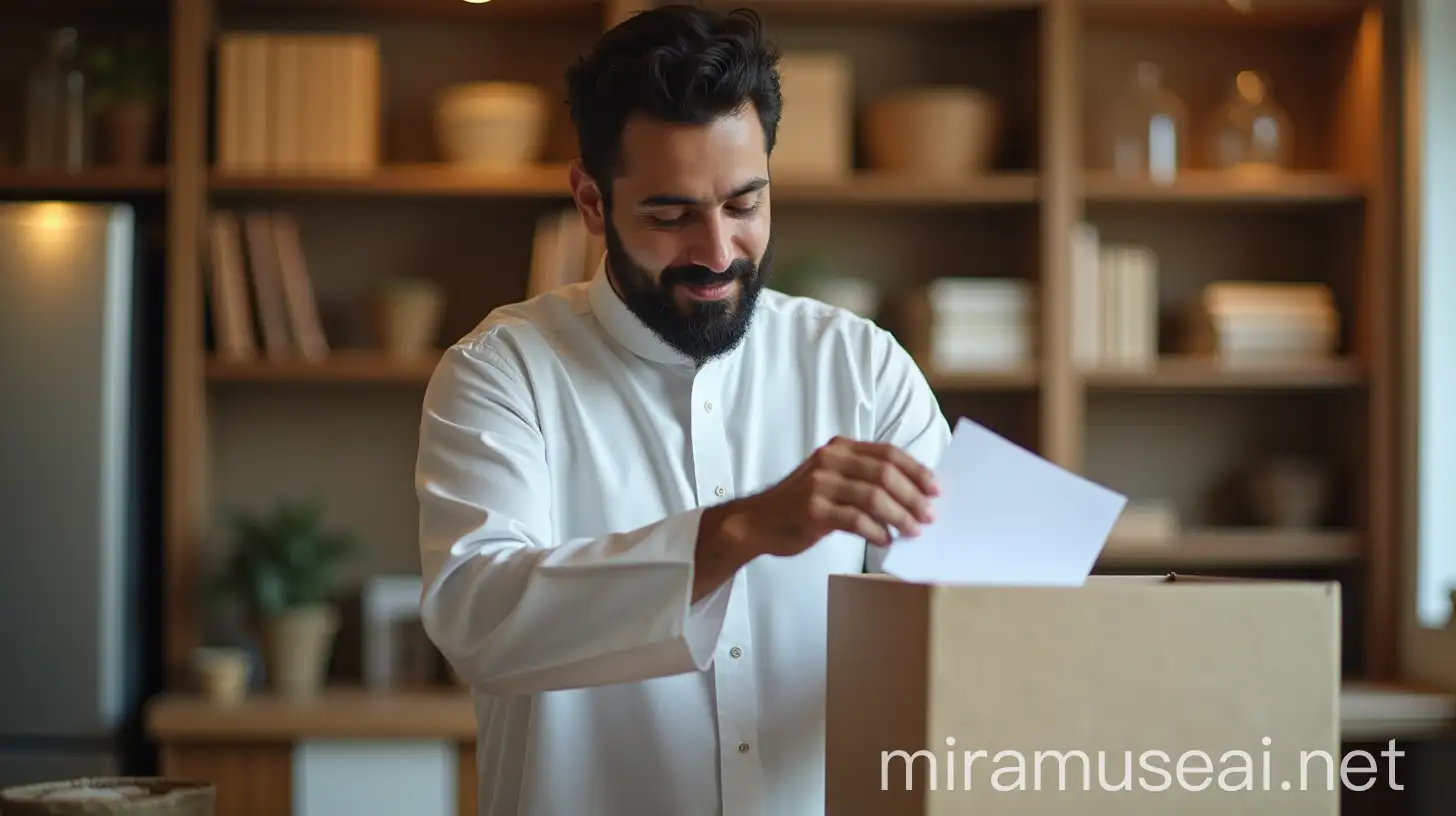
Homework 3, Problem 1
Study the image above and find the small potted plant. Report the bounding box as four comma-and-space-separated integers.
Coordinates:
85, 34, 166, 167
213, 498, 360, 698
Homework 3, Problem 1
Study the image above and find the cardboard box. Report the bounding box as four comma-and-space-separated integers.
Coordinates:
826, 573, 1341, 814
772, 52, 852, 180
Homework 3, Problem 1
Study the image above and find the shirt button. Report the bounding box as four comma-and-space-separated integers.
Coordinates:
715, 486, 726, 498
704, 401, 713, 412
738, 742, 750, 753
729, 646, 742, 658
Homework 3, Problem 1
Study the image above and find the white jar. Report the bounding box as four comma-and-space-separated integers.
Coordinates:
435, 81, 548, 168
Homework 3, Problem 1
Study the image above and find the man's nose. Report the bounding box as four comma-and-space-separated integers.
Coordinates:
688, 215, 735, 274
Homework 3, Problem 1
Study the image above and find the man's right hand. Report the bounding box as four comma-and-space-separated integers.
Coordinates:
692, 436, 938, 599
745, 435, 939, 554
699, 435, 938, 562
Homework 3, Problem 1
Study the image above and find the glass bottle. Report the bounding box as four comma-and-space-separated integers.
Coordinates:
1104, 61, 1188, 185
25, 27, 87, 172
1206, 70, 1294, 177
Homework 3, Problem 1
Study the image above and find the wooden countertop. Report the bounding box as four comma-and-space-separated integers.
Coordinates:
1340, 681, 1456, 741
146, 687, 479, 741
146, 682, 1456, 743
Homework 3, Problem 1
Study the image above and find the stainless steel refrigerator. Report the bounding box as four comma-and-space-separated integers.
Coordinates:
0, 201, 163, 788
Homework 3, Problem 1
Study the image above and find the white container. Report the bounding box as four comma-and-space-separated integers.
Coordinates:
436, 81, 548, 168
373, 278, 444, 358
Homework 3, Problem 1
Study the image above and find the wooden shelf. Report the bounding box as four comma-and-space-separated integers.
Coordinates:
215, 0, 602, 22
0, 167, 168, 194
1098, 528, 1360, 569
776, 172, 1036, 206
1082, 0, 1368, 29
927, 365, 1038, 391
3, 0, 167, 15
1083, 171, 1365, 205
210, 164, 574, 198
210, 164, 1036, 205
1083, 356, 1364, 391
147, 686, 477, 741
207, 351, 442, 384
702, 0, 1042, 22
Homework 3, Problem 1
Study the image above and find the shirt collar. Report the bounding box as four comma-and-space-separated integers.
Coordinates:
588, 255, 743, 370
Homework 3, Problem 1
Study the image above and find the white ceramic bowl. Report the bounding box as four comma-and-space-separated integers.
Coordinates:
436, 81, 548, 168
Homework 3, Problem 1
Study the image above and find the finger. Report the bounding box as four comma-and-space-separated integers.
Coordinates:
808, 492, 893, 546
832, 451, 935, 524
840, 439, 940, 497
824, 474, 924, 538
821, 502, 894, 547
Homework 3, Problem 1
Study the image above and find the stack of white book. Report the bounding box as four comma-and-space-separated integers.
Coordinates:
1071, 222, 1159, 371
1182, 281, 1340, 365
926, 277, 1034, 372
216, 32, 381, 176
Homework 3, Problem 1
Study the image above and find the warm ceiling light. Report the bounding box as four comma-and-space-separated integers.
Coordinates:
462, 0, 492, 4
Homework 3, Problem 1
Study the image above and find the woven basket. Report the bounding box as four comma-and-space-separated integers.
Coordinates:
0, 778, 214, 816
862, 86, 999, 176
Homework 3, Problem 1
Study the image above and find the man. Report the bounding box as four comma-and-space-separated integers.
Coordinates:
416, 5, 951, 814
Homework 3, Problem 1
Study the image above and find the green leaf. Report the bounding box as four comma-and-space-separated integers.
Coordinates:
205, 497, 361, 618
252, 562, 288, 617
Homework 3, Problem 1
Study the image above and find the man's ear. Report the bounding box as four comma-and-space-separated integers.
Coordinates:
569, 160, 606, 237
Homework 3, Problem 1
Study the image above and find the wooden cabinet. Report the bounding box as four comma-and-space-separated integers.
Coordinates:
148, 690, 480, 816
160, 743, 295, 816
159, 739, 478, 816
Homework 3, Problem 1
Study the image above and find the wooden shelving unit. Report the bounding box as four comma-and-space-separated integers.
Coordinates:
2, 0, 1411, 720
185, 0, 1398, 689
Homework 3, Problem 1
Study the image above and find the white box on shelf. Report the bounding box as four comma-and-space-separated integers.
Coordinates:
362, 574, 430, 690
1183, 281, 1340, 363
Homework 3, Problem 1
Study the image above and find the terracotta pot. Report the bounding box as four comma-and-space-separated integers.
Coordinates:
261, 605, 339, 699
96, 99, 158, 167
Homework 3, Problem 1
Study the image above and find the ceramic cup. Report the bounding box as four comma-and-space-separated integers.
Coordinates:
193, 647, 251, 706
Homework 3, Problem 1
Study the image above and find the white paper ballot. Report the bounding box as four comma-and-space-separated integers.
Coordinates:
880, 417, 1128, 586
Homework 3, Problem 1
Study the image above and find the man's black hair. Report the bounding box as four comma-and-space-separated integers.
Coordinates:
564, 4, 783, 201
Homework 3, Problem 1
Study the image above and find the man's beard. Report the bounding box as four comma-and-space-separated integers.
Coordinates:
602, 218, 772, 365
